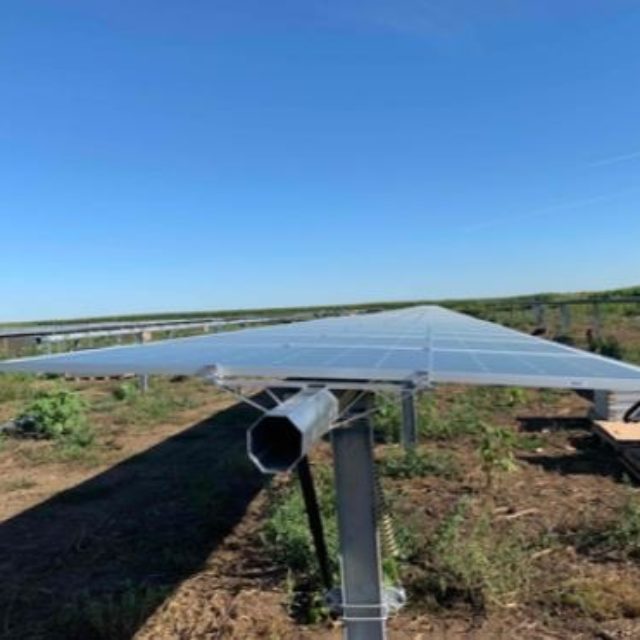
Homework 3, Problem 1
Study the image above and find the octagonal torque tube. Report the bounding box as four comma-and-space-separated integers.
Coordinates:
248, 388, 339, 473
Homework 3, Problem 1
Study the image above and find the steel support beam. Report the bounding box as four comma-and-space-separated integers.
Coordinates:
400, 386, 418, 450
296, 456, 333, 591
332, 406, 387, 640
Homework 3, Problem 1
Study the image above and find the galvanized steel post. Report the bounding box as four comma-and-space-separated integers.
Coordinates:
400, 385, 418, 450
533, 302, 546, 332
138, 331, 150, 393
332, 398, 387, 640
560, 304, 571, 336
591, 302, 602, 341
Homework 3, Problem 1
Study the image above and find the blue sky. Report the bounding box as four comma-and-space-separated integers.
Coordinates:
1, 1, 639, 321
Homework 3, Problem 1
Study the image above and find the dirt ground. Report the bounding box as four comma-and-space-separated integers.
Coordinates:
1, 379, 640, 639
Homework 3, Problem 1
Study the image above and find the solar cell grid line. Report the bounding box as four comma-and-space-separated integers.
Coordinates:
1, 306, 640, 392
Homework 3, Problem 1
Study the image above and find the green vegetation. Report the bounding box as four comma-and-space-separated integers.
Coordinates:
262, 462, 416, 622
515, 433, 546, 451
262, 468, 338, 580
101, 378, 198, 426
418, 393, 485, 440
574, 494, 640, 560
373, 395, 401, 442
413, 496, 535, 611
477, 424, 517, 490
557, 576, 640, 621
112, 382, 139, 401
380, 447, 459, 480
0, 373, 33, 403
20, 387, 94, 446
262, 466, 338, 622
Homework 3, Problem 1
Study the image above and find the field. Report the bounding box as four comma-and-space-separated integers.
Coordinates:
1, 292, 640, 639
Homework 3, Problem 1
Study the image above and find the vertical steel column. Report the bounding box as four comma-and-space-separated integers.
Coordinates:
591, 302, 602, 341
400, 386, 418, 450
138, 331, 150, 393
560, 304, 571, 335
332, 406, 387, 640
533, 303, 546, 331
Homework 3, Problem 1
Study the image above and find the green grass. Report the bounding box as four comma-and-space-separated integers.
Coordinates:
418, 391, 491, 440
261, 465, 338, 623
556, 575, 640, 621
0, 373, 34, 404
477, 424, 518, 490
262, 460, 418, 623
373, 395, 402, 443
262, 467, 339, 581
515, 433, 546, 451
411, 496, 536, 611
380, 447, 459, 480
99, 379, 198, 427
574, 494, 640, 560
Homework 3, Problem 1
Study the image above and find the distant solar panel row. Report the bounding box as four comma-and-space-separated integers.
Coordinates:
2, 306, 640, 392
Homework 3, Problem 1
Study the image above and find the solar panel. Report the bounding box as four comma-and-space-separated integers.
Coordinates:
0, 317, 261, 339
1, 306, 640, 392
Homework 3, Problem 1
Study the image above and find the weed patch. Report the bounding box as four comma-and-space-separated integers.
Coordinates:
557, 575, 640, 621
373, 396, 401, 443
478, 424, 517, 490
18, 387, 94, 447
109, 380, 197, 426
410, 496, 535, 611
418, 393, 484, 440
380, 447, 459, 480
0, 373, 32, 404
573, 494, 640, 560
262, 466, 338, 622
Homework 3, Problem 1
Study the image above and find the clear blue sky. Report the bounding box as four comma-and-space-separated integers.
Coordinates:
2, 1, 639, 321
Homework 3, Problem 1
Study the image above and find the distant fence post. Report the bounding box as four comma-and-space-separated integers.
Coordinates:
533, 302, 546, 332
591, 302, 602, 342
559, 304, 571, 336
400, 385, 418, 450
138, 330, 151, 393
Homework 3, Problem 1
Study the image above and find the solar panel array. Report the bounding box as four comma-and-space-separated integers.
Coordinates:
0, 317, 251, 339
2, 306, 640, 391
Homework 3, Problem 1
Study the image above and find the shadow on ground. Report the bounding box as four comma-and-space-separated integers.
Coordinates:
518, 415, 625, 481
0, 399, 268, 640
517, 416, 593, 433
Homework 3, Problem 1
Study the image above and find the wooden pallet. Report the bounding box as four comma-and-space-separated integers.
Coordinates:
593, 420, 640, 481
593, 420, 640, 450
